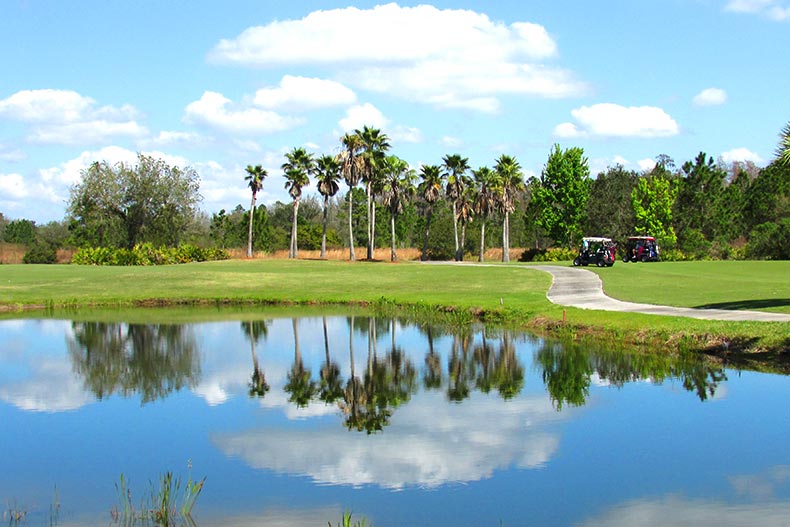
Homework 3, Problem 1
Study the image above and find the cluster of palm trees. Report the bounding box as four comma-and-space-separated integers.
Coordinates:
245, 125, 526, 262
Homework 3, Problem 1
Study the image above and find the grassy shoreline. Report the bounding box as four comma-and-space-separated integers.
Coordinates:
0, 259, 787, 357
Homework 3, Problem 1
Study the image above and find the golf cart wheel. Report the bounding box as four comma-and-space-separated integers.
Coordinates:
597, 259, 606, 267
573, 257, 581, 266
622, 256, 629, 263
641, 255, 648, 263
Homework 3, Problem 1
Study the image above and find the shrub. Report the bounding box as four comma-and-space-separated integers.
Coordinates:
71, 244, 230, 266
746, 219, 790, 260
23, 242, 57, 264
529, 247, 577, 262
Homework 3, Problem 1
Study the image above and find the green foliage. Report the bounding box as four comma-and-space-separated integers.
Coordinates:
68, 154, 201, 249
113, 471, 205, 525
4, 218, 36, 245
533, 144, 591, 248
23, 241, 57, 264
631, 173, 678, 248
746, 219, 790, 260
520, 247, 576, 262
71, 243, 230, 266
330, 511, 369, 527
586, 165, 638, 242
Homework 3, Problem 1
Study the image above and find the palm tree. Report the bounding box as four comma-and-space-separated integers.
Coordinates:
380, 156, 416, 262
472, 166, 496, 262
338, 133, 364, 260
282, 147, 314, 259
244, 164, 267, 258
357, 126, 390, 259
494, 154, 524, 262
777, 121, 790, 166
417, 164, 444, 261
443, 154, 471, 261
315, 155, 342, 259
456, 184, 475, 260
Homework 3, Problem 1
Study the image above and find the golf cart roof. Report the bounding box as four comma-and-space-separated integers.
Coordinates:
582, 237, 613, 242
627, 236, 656, 241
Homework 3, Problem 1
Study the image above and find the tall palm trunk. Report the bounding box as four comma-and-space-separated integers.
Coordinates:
366, 182, 373, 260
321, 195, 329, 259
371, 202, 377, 258
289, 199, 300, 258
421, 206, 433, 261
479, 221, 486, 262
323, 316, 330, 364
390, 213, 397, 262
502, 211, 510, 262
460, 221, 467, 262
347, 190, 356, 261
247, 193, 256, 258
452, 202, 460, 261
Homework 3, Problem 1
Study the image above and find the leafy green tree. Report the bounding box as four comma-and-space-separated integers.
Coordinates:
315, 155, 342, 259
675, 152, 727, 243
417, 164, 444, 261
68, 154, 201, 249
631, 172, 678, 248
443, 154, 471, 261
586, 165, 638, 242
0, 212, 8, 242
244, 165, 267, 257
493, 154, 524, 262
533, 144, 591, 249
744, 161, 790, 231
380, 156, 416, 261
4, 218, 36, 245
282, 148, 314, 259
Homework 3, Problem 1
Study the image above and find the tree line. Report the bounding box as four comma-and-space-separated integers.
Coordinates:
2, 122, 788, 263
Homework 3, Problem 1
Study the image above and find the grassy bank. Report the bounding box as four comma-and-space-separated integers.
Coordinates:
0, 259, 787, 355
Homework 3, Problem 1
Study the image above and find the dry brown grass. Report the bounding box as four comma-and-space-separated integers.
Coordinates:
0, 244, 74, 264
228, 246, 525, 262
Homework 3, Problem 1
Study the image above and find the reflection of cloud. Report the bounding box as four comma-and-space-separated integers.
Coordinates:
0, 356, 93, 412
213, 391, 564, 489
729, 465, 790, 501
197, 506, 343, 527
576, 495, 790, 527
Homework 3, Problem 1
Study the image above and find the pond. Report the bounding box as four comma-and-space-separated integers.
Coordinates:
1, 310, 789, 526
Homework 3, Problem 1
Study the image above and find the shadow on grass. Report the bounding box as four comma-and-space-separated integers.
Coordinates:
693, 298, 790, 310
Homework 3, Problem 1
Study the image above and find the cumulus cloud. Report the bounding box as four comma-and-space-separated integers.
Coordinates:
555, 103, 679, 138
254, 75, 357, 110
0, 89, 147, 145
184, 91, 303, 134
0, 172, 27, 199
208, 4, 586, 111
638, 158, 658, 171
693, 87, 727, 106
720, 147, 764, 164
338, 103, 389, 131
724, 0, 790, 21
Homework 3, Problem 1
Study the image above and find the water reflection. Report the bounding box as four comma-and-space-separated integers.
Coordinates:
68, 322, 201, 404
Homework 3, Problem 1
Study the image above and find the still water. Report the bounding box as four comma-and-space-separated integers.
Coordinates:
1, 311, 789, 526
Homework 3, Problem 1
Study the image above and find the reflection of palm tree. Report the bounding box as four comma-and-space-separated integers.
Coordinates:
423, 326, 443, 390
494, 331, 525, 400
284, 318, 317, 408
318, 316, 344, 404
241, 320, 270, 398
447, 332, 472, 402
473, 329, 496, 394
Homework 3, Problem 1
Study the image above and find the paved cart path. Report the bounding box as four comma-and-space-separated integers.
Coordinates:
419, 261, 790, 322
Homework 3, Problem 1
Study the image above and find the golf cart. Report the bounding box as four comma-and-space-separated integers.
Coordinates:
573, 237, 617, 267
622, 236, 659, 262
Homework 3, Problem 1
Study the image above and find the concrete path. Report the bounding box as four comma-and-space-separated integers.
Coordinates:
537, 265, 790, 322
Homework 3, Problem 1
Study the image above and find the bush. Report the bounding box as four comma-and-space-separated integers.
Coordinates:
71, 244, 230, 266
746, 219, 790, 260
23, 242, 57, 264
521, 247, 576, 262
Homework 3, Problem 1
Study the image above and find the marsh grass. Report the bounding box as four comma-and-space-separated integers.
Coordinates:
3, 499, 27, 525
330, 511, 370, 527
112, 472, 205, 526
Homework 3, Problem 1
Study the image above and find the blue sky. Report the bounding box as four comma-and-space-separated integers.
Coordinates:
1, 0, 788, 223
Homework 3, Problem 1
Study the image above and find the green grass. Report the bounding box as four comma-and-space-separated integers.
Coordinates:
0, 259, 787, 354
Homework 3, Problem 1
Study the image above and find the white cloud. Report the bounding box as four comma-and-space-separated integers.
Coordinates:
0, 172, 27, 199
338, 103, 389, 132
209, 4, 586, 112
693, 87, 727, 106
389, 125, 423, 143
184, 91, 303, 134
725, 0, 790, 20
720, 147, 764, 163
440, 136, 464, 148
0, 143, 25, 162
139, 130, 205, 149
254, 75, 357, 110
0, 89, 146, 145
638, 158, 658, 171
557, 103, 679, 138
